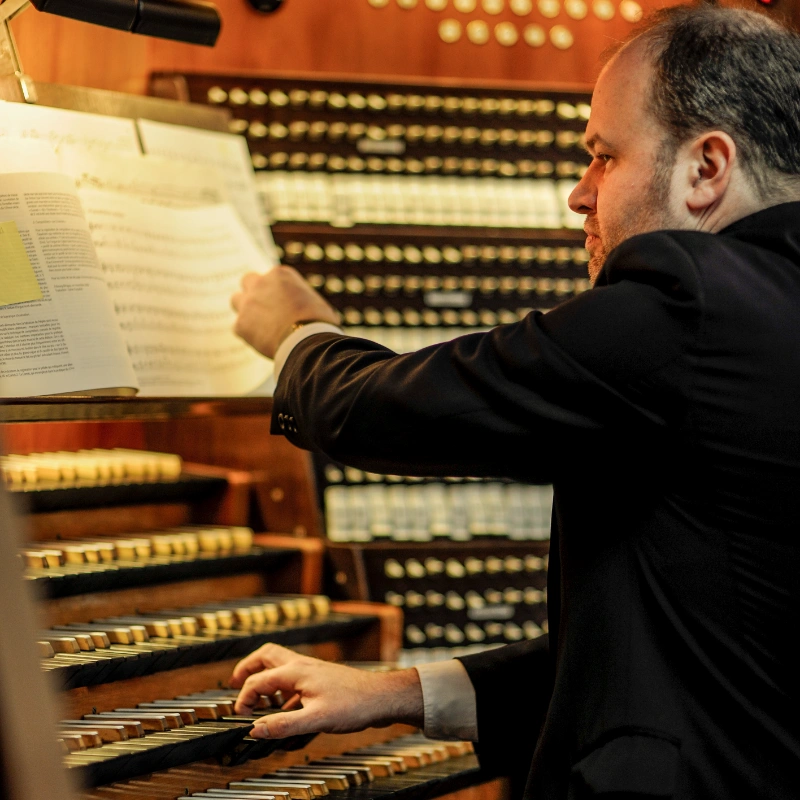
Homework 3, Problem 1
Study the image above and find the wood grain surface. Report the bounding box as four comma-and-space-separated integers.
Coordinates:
8, 0, 699, 96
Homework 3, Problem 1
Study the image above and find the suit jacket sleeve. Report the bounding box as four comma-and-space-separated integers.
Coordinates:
457, 636, 552, 789
272, 232, 703, 483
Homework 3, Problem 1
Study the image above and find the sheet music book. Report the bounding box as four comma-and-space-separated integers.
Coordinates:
137, 119, 276, 258
60, 148, 227, 208
0, 100, 141, 154
0, 104, 278, 398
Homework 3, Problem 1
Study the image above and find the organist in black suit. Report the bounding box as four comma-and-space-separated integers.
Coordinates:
230, 6, 800, 799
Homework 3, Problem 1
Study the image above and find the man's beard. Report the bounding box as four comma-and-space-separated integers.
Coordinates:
587, 203, 667, 283
587, 147, 676, 284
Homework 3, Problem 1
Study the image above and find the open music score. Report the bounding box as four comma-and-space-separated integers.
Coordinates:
0, 103, 277, 399
0, 102, 142, 156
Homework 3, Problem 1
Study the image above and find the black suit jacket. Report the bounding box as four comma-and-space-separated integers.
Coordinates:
273, 202, 800, 799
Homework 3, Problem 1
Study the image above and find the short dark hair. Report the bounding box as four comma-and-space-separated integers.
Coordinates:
624, 4, 800, 199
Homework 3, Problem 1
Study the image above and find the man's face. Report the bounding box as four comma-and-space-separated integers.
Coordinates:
569, 45, 680, 282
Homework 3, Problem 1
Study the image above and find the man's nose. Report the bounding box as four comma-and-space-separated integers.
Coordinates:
568, 164, 598, 215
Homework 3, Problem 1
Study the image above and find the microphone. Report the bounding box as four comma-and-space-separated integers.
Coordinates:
28, 0, 221, 45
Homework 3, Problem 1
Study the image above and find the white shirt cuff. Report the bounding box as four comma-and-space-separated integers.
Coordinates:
415, 659, 478, 741
273, 323, 345, 382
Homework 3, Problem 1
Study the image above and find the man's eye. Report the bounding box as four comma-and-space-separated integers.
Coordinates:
595, 153, 612, 163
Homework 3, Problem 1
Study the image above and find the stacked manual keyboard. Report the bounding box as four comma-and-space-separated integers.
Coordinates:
38, 594, 379, 689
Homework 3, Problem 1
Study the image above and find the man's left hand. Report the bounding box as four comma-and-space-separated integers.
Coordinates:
231, 266, 340, 359
230, 643, 424, 739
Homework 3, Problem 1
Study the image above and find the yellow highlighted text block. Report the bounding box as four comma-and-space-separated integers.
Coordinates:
0, 220, 43, 307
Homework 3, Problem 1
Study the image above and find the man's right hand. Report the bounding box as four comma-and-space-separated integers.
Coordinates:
231, 266, 340, 360
230, 643, 424, 739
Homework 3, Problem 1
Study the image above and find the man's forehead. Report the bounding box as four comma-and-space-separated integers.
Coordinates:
597, 48, 655, 107
585, 45, 659, 146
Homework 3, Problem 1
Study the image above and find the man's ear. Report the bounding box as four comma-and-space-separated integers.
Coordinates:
682, 131, 737, 212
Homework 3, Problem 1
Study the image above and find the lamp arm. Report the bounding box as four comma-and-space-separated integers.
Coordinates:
0, 0, 36, 103
0, 0, 29, 26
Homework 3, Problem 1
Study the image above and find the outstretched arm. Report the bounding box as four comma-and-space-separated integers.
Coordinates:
230, 643, 424, 739
232, 239, 699, 482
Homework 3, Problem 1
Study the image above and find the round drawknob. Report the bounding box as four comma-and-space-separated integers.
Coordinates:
485, 622, 505, 638
485, 556, 505, 574
426, 590, 445, 607
445, 591, 466, 611
424, 558, 445, 575
384, 559, 405, 579
444, 624, 465, 644
445, 558, 466, 578
425, 623, 444, 640
524, 587, 545, 604
406, 625, 426, 645
465, 557, 484, 575
504, 587, 524, 604
385, 591, 405, 607
405, 559, 426, 579
405, 591, 426, 609
524, 620, 544, 639
504, 623, 524, 641
525, 554, 545, 572
465, 623, 486, 642
485, 588, 504, 605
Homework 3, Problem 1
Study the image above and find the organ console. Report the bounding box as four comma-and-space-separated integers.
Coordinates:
4, 0, 794, 797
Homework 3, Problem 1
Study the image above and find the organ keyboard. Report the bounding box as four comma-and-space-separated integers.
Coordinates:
38, 594, 381, 691
81, 731, 480, 800
19, 524, 305, 599
57, 682, 318, 784
1, 448, 183, 485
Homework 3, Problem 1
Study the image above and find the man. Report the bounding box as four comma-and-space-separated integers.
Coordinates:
230, 6, 800, 798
